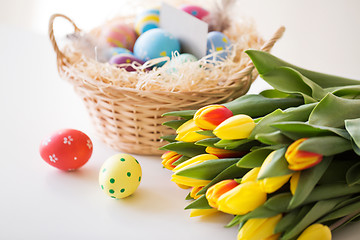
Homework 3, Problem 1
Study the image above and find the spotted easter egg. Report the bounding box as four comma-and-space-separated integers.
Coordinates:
109, 53, 146, 72
104, 23, 137, 51
180, 5, 209, 21
109, 47, 132, 56
167, 53, 198, 74
206, 31, 232, 61
133, 28, 180, 66
134, 8, 160, 35
99, 153, 142, 199
39, 129, 93, 171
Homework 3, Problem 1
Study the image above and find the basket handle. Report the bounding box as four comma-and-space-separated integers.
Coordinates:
48, 14, 81, 66
232, 26, 286, 92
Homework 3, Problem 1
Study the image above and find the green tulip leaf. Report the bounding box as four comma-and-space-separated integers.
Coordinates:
185, 192, 193, 200
327, 85, 360, 99
264, 193, 292, 212
319, 196, 360, 223
195, 130, 216, 137
346, 161, 360, 186
195, 138, 222, 148
271, 121, 351, 140
259, 89, 295, 98
275, 206, 312, 234
309, 93, 360, 128
236, 148, 272, 168
225, 215, 242, 228
303, 184, 360, 206
223, 94, 304, 117
159, 142, 206, 157
257, 147, 294, 179
239, 205, 279, 223
160, 135, 177, 143
184, 195, 212, 210
245, 50, 360, 88
297, 136, 352, 156
289, 157, 332, 208
249, 103, 316, 139
197, 164, 249, 195
255, 130, 293, 145
175, 158, 240, 180
318, 156, 358, 184
345, 118, 360, 150
162, 110, 196, 119
162, 119, 188, 130
282, 197, 349, 240
172, 155, 191, 166
215, 139, 259, 150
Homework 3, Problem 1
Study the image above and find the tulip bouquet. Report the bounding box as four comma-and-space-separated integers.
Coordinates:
160, 50, 360, 240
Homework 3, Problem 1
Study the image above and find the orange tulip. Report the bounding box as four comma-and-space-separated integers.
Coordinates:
194, 105, 233, 130
285, 138, 323, 171
205, 180, 239, 208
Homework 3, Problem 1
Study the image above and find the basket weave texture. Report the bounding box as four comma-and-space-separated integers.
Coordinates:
49, 13, 285, 155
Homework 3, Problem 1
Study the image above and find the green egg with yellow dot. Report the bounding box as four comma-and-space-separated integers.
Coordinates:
99, 153, 142, 199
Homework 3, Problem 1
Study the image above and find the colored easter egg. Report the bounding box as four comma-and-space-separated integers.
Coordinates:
134, 9, 160, 35
99, 153, 142, 199
39, 129, 93, 171
104, 23, 137, 51
167, 53, 198, 73
206, 31, 232, 61
133, 28, 181, 66
180, 5, 209, 21
109, 47, 132, 56
109, 54, 146, 72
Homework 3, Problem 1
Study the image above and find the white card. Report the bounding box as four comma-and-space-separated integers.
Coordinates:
159, 3, 208, 59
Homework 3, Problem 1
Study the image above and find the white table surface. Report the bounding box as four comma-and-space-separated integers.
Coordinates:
1, 0, 360, 239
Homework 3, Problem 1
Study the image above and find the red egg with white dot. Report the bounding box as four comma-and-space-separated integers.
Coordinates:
39, 129, 93, 171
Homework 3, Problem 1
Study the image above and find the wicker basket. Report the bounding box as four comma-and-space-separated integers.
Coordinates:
48, 13, 285, 155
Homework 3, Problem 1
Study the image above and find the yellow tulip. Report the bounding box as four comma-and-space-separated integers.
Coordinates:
173, 154, 218, 172
290, 171, 301, 195
241, 167, 261, 183
175, 119, 211, 142
205, 180, 239, 208
285, 138, 323, 171
237, 214, 282, 240
171, 175, 211, 187
213, 114, 256, 140
190, 186, 204, 200
217, 181, 267, 215
194, 105, 233, 130
258, 151, 293, 193
189, 208, 219, 217
297, 224, 331, 240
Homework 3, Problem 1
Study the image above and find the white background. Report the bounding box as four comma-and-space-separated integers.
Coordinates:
0, 0, 359, 239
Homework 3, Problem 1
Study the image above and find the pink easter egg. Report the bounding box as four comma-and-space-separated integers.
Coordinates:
180, 5, 209, 21
104, 23, 137, 51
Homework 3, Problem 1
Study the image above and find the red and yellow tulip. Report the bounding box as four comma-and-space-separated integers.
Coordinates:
194, 105, 233, 130
285, 138, 323, 171
161, 151, 182, 170
205, 179, 239, 208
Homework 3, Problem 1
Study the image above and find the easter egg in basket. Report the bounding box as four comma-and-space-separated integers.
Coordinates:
133, 28, 180, 66
109, 53, 146, 72
180, 5, 209, 21
104, 23, 137, 51
134, 8, 160, 35
206, 31, 232, 61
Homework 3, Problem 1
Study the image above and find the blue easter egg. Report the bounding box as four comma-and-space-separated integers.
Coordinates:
135, 9, 160, 35
206, 31, 232, 61
133, 28, 181, 66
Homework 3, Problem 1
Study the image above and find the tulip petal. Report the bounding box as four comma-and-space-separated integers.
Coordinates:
237, 214, 282, 240
189, 208, 218, 217
213, 115, 256, 140
297, 224, 331, 240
